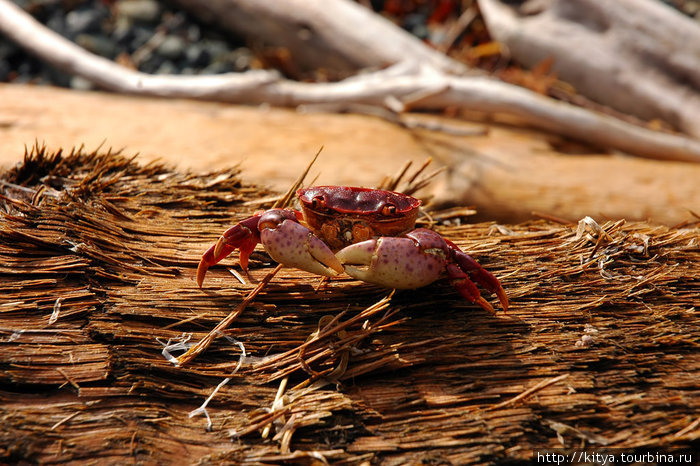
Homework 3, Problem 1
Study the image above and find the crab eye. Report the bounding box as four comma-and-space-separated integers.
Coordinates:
381, 203, 397, 216
311, 196, 325, 209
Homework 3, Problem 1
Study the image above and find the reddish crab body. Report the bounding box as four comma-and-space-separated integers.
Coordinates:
197, 186, 508, 313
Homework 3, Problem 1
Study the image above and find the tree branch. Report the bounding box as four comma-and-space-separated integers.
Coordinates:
1, 0, 699, 163
169, 0, 468, 77
479, 0, 700, 138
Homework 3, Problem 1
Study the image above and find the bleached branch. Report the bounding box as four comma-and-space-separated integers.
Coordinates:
1, 0, 699, 163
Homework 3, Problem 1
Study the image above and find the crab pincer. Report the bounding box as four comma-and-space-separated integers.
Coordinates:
196, 209, 343, 287
335, 232, 444, 290
257, 209, 344, 277
197, 214, 262, 287
336, 228, 508, 313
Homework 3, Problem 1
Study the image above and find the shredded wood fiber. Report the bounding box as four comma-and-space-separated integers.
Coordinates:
0, 146, 697, 464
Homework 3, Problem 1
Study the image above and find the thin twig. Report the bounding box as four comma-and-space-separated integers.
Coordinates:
262, 376, 289, 439
56, 367, 80, 390
489, 373, 570, 410
273, 146, 323, 209
176, 264, 283, 367
50, 411, 80, 430
252, 293, 393, 373
381, 160, 413, 192
672, 416, 700, 438
439, 6, 478, 53
179, 149, 322, 367
532, 211, 574, 225
230, 408, 290, 439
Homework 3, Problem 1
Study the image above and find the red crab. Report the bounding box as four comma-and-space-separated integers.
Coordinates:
197, 186, 508, 313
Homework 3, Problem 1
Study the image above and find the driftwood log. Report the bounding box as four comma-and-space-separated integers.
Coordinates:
0, 147, 698, 463
1, 83, 699, 227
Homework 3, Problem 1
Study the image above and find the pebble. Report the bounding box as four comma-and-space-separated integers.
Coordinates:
65, 8, 106, 36
69, 75, 96, 91
184, 43, 210, 68
156, 60, 178, 75
199, 38, 229, 61
45, 14, 67, 37
116, 0, 162, 23
129, 25, 158, 50
202, 60, 234, 75
157, 35, 186, 60
231, 47, 254, 70
403, 13, 429, 39
75, 34, 118, 59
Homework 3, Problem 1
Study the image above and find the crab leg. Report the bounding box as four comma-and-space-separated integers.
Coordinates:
446, 239, 509, 313
197, 214, 262, 287
197, 209, 344, 288
445, 263, 497, 314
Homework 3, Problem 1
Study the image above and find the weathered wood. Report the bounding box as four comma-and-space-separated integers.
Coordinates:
0, 146, 697, 463
168, 0, 466, 77
479, 0, 700, 138
2, 0, 700, 162
2, 83, 699, 226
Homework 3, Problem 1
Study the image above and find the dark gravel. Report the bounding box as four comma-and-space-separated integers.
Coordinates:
0, 0, 252, 88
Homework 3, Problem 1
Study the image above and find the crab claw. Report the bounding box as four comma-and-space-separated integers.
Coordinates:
336, 236, 445, 289
258, 210, 344, 278
450, 247, 509, 313
337, 228, 508, 314
197, 214, 262, 288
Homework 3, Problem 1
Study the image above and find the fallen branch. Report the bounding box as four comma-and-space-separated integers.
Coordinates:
1, 0, 699, 162
278, 70, 700, 163
479, 0, 700, 138
169, 0, 467, 77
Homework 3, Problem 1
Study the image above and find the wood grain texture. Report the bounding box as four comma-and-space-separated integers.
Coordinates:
0, 147, 697, 463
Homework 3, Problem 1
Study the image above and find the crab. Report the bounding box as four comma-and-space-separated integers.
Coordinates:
196, 186, 508, 313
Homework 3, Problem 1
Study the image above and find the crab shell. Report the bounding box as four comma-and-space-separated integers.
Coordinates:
297, 186, 421, 251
